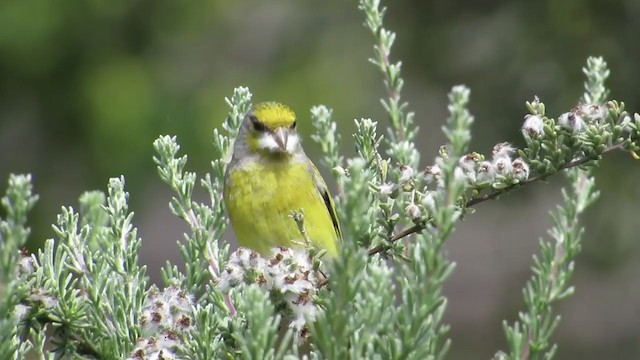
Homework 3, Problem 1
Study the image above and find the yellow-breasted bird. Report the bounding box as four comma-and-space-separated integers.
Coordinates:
223, 102, 341, 256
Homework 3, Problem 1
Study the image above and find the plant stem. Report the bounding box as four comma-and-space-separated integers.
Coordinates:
367, 144, 621, 256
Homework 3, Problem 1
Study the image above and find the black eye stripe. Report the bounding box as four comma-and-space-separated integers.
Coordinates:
249, 115, 266, 132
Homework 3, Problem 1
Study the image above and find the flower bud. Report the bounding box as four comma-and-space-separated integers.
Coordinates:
378, 183, 397, 199
14, 304, 31, 322
398, 165, 414, 184
578, 104, 607, 122
459, 152, 481, 173
558, 111, 585, 133
522, 114, 544, 137
421, 191, 436, 213
511, 158, 530, 181
492, 142, 515, 159
405, 203, 422, 220
18, 250, 34, 276
424, 165, 442, 184
332, 166, 347, 177
476, 161, 495, 184
620, 115, 632, 132
493, 156, 513, 176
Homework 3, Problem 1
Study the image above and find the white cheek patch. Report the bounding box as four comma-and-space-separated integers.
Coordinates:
286, 133, 299, 153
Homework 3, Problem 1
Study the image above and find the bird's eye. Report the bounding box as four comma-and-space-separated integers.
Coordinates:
290, 121, 297, 129
249, 115, 266, 132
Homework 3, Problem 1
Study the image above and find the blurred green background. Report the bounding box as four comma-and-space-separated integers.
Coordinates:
1, 0, 639, 358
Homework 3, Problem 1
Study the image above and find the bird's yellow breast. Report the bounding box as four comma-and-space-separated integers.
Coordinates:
224, 160, 339, 256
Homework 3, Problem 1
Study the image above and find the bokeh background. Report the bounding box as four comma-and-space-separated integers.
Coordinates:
1, 0, 639, 358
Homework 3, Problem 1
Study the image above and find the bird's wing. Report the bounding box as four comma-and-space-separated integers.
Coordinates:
309, 162, 342, 241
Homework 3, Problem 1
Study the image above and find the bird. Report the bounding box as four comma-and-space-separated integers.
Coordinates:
223, 101, 341, 257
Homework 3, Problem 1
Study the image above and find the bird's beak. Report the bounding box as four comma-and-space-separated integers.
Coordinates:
273, 128, 288, 152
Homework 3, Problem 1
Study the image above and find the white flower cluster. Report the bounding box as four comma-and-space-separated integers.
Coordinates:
12, 251, 41, 321
139, 284, 194, 335
378, 165, 419, 201
377, 142, 533, 224
127, 332, 181, 360
218, 247, 319, 338
525, 103, 609, 136
14, 287, 59, 323
375, 137, 534, 226
558, 111, 586, 134
522, 114, 545, 137
17, 249, 35, 277
26, 288, 59, 311
128, 285, 194, 360
455, 144, 530, 187
423, 164, 443, 188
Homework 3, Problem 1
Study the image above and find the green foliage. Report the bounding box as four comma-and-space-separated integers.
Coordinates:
0, 175, 38, 282
0, 175, 38, 359
495, 57, 609, 360
1, 0, 639, 359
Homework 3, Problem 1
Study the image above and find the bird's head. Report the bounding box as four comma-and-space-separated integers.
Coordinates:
242, 102, 301, 156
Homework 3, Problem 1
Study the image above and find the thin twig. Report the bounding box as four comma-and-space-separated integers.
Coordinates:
290, 210, 312, 247
367, 144, 622, 256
